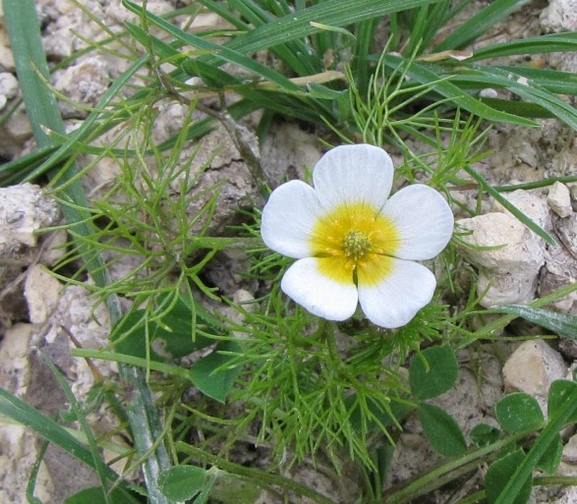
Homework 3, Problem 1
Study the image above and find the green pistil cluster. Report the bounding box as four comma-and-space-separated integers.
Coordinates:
343, 230, 371, 261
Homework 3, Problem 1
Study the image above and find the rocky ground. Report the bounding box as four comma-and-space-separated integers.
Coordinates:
1, 0, 577, 503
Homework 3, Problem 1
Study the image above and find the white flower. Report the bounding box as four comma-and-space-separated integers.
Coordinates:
261, 144, 454, 329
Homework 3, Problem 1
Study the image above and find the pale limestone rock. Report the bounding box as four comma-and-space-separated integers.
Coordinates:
24, 265, 62, 324
457, 211, 544, 306
0, 106, 33, 157
52, 56, 110, 119
0, 323, 33, 394
261, 120, 323, 186
0, 184, 62, 265
540, 0, 577, 32
36, 285, 114, 398
0, 72, 17, 99
0, 72, 17, 111
503, 340, 567, 401
559, 434, 577, 476
547, 181, 573, 218
491, 189, 551, 231
0, 13, 15, 72
0, 324, 54, 504
0, 425, 54, 504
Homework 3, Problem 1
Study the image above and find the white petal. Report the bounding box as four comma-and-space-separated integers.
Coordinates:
281, 257, 358, 321
382, 184, 454, 260
261, 180, 324, 258
312, 144, 394, 211
358, 259, 436, 328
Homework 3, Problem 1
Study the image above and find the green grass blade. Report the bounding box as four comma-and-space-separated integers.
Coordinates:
494, 66, 577, 96
468, 33, 577, 62
452, 65, 577, 97
128, 0, 441, 64
21, 54, 149, 183
492, 305, 577, 338
4, 0, 107, 282
434, 0, 532, 51
0, 387, 117, 480
4, 3, 175, 503
43, 357, 114, 504
452, 65, 577, 129
384, 56, 538, 126
123, 0, 303, 92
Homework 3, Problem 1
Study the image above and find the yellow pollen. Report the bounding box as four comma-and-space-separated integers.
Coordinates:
309, 202, 401, 286
343, 230, 371, 260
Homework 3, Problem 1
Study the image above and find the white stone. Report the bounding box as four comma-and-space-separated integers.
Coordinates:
0, 72, 18, 100
0, 106, 33, 157
491, 189, 551, 231
0, 323, 33, 395
547, 181, 573, 218
457, 211, 544, 306
261, 121, 323, 186
0, 425, 54, 504
503, 340, 568, 400
559, 434, 577, 476
24, 265, 62, 324
37, 285, 114, 398
540, 0, 577, 32
0, 323, 55, 503
0, 183, 62, 266
52, 56, 110, 119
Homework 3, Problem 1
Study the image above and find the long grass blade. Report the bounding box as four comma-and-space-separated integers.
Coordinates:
492, 305, 577, 338
0, 387, 117, 479
434, 0, 532, 51
468, 33, 577, 62
3, 2, 175, 503
384, 55, 538, 126
125, 0, 441, 64
463, 164, 557, 246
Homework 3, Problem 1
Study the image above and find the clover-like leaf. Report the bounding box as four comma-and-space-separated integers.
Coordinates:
409, 346, 458, 400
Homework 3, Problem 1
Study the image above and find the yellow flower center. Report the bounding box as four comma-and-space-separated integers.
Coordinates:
310, 202, 400, 286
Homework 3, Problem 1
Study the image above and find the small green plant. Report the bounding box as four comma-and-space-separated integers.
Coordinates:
3, 0, 577, 503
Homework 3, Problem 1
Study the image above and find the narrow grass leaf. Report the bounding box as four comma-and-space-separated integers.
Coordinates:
4, 4, 174, 503
123, 0, 302, 92
196, 0, 443, 59
434, 0, 532, 51
495, 66, 577, 96
43, 357, 114, 503
384, 56, 538, 126
0, 388, 116, 479
493, 305, 577, 338
485, 449, 532, 504
468, 33, 577, 62
463, 165, 557, 245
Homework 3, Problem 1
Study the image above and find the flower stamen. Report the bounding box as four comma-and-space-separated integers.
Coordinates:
343, 230, 371, 261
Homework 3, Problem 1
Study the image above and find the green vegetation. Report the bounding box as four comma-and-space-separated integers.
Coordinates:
2, 0, 577, 502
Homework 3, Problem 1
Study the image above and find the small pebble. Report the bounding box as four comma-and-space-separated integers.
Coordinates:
547, 181, 572, 218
